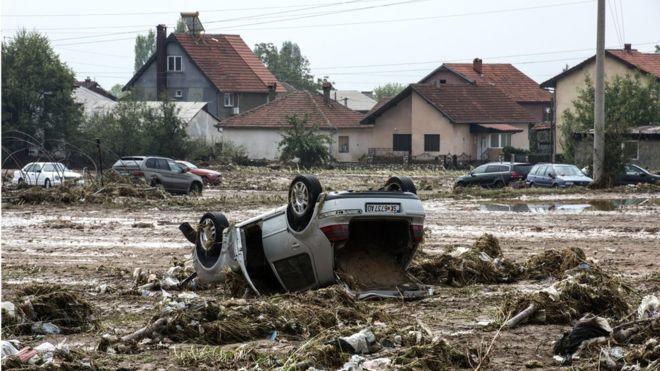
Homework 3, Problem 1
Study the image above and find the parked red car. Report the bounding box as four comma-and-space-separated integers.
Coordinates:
176, 161, 221, 185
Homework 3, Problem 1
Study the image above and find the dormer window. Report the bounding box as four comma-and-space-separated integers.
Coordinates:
167, 56, 182, 72
223, 93, 234, 107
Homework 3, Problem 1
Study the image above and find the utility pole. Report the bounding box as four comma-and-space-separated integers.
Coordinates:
593, 0, 606, 184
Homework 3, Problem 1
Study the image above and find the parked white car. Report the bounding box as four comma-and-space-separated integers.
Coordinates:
12, 162, 83, 188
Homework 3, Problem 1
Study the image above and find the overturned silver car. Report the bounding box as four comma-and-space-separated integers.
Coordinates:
179, 175, 429, 299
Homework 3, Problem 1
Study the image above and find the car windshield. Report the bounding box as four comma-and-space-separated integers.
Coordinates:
554, 165, 582, 176
178, 161, 197, 169
54, 163, 68, 172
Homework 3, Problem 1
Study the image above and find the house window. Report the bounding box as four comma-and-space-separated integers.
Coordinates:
167, 56, 182, 72
439, 79, 446, 84
424, 134, 440, 152
338, 136, 349, 153
223, 93, 234, 107
489, 133, 512, 148
174, 90, 183, 98
393, 134, 411, 152
623, 140, 639, 160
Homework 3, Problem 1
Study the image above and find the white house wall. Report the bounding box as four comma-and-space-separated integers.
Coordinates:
186, 111, 222, 144
223, 127, 374, 162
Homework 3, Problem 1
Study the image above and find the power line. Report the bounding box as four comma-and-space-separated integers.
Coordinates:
608, 0, 623, 46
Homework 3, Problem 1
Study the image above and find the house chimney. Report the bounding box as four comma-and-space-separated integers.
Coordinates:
156, 24, 167, 99
322, 80, 333, 103
267, 82, 277, 102
624, 43, 632, 52
473, 58, 483, 74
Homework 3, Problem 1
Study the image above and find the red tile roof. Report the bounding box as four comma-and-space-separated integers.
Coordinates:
425, 63, 552, 103
541, 49, 660, 87
362, 84, 535, 124
174, 34, 285, 93
221, 90, 367, 129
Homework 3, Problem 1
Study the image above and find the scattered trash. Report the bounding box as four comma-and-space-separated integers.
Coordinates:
1, 341, 19, 359
31, 322, 61, 335
337, 328, 377, 354
637, 294, 659, 319
524, 359, 544, 368
553, 314, 612, 364
523, 247, 586, 279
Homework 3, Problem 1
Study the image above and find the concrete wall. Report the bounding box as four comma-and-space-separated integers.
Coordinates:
575, 138, 660, 171
421, 69, 470, 85
186, 111, 222, 145
223, 127, 374, 162
130, 42, 270, 119
553, 56, 636, 153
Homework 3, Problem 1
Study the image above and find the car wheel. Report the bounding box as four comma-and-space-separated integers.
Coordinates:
287, 175, 322, 232
189, 181, 203, 196
17, 178, 26, 187
455, 181, 466, 188
384, 176, 417, 194
193, 212, 230, 282
44, 179, 51, 189
493, 180, 505, 189
529, 182, 535, 188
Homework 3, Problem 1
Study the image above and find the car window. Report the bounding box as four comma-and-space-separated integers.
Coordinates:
485, 165, 507, 173
156, 159, 170, 170
554, 165, 581, 176
472, 165, 488, 174
23, 164, 35, 172
42, 164, 55, 172
178, 161, 196, 169
625, 165, 642, 176
54, 163, 67, 172
535, 165, 546, 176
144, 158, 157, 169
168, 160, 181, 172
513, 165, 532, 174
31, 164, 43, 172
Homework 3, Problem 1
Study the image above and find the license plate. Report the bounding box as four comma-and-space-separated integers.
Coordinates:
365, 203, 401, 213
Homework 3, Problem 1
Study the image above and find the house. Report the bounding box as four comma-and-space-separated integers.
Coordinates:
221, 84, 369, 162
419, 59, 552, 123
73, 78, 116, 116
322, 90, 377, 113
572, 125, 660, 171
541, 44, 660, 155
76, 98, 221, 145
361, 83, 537, 162
124, 13, 286, 119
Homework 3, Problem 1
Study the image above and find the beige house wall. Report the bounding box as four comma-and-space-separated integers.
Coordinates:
369, 94, 413, 149
410, 92, 472, 156
331, 128, 373, 162
554, 57, 636, 153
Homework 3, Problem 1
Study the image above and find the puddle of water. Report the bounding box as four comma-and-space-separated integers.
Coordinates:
480, 198, 651, 213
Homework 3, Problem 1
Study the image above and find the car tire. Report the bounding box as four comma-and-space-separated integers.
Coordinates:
529, 182, 535, 188
18, 178, 26, 186
44, 179, 51, 189
287, 175, 322, 232
493, 180, 505, 189
189, 181, 203, 196
193, 212, 230, 283
384, 176, 417, 194
455, 181, 466, 188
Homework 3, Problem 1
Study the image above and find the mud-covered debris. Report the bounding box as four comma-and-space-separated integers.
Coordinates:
553, 315, 612, 363
624, 338, 660, 368
637, 294, 659, 319
337, 328, 378, 354
408, 234, 523, 286
501, 267, 630, 327
3, 284, 95, 335
392, 337, 480, 369
524, 247, 586, 279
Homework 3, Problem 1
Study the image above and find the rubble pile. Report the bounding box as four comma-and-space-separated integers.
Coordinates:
524, 246, 587, 279
501, 266, 630, 327
408, 234, 524, 286
2, 284, 95, 336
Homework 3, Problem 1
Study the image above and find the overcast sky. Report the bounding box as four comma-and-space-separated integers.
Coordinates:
2, 0, 659, 92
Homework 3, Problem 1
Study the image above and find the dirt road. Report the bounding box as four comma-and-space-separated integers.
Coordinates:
2, 171, 659, 369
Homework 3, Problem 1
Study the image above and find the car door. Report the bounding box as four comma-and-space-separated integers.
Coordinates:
623, 165, 648, 184
484, 165, 505, 186
28, 163, 44, 185
20, 163, 35, 184
41, 163, 56, 185
468, 165, 488, 186
540, 165, 555, 186
167, 159, 190, 192
155, 158, 177, 191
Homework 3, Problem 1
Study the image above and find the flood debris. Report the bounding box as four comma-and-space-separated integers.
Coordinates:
523, 247, 587, 279
552, 314, 612, 364
501, 265, 630, 328
408, 234, 523, 286
391, 336, 480, 369
2, 284, 95, 336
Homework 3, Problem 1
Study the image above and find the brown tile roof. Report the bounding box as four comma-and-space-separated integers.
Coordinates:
221, 90, 367, 129
541, 49, 660, 88
74, 78, 116, 100
422, 63, 551, 103
125, 33, 285, 93
175, 34, 285, 93
362, 84, 535, 124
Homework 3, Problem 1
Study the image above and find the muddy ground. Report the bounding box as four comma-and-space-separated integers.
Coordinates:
1, 167, 659, 370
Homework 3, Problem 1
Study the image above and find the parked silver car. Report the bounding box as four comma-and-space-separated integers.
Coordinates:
112, 156, 203, 195
180, 175, 429, 299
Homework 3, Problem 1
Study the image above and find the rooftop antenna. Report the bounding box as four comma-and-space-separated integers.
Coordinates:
180, 12, 204, 37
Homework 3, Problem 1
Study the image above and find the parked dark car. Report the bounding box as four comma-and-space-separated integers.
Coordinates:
616, 164, 660, 185
111, 156, 146, 177
526, 163, 592, 187
140, 157, 204, 195
454, 162, 532, 188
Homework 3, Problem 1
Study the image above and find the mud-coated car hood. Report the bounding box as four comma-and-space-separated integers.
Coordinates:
190, 169, 220, 177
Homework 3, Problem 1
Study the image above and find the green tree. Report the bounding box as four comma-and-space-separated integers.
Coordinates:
373, 82, 405, 101
175, 19, 187, 33
109, 84, 126, 99
143, 100, 190, 158
561, 74, 659, 186
254, 41, 318, 91
1, 30, 83, 153
278, 115, 331, 168
134, 30, 155, 73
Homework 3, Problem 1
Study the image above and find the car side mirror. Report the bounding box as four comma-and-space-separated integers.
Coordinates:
469, 172, 475, 177
179, 167, 186, 174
